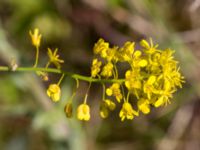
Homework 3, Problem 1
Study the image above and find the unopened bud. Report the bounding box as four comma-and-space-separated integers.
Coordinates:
64, 102, 73, 118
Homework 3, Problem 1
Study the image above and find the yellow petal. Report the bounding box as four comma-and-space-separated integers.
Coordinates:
139, 59, 148, 67
140, 39, 150, 49
106, 88, 113, 96
154, 97, 164, 107
147, 76, 156, 85
134, 51, 142, 57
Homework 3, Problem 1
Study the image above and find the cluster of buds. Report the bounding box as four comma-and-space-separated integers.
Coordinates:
29, 28, 184, 122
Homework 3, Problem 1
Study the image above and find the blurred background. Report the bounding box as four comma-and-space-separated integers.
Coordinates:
0, 0, 200, 150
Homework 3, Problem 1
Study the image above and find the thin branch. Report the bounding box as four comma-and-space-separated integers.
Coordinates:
0, 66, 125, 83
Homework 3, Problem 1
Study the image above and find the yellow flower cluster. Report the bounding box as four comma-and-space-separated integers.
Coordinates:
90, 38, 184, 121
28, 29, 184, 122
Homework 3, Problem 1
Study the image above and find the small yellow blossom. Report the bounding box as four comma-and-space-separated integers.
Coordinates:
140, 38, 159, 54
47, 84, 61, 102
100, 99, 116, 118
77, 104, 90, 121
130, 50, 148, 68
29, 28, 41, 48
47, 48, 64, 69
147, 52, 161, 72
93, 38, 109, 58
64, 102, 73, 118
100, 108, 109, 118
137, 99, 150, 114
91, 58, 102, 77
153, 89, 173, 107
143, 75, 157, 99
125, 70, 142, 90
101, 62, 114, 77
104, 99, 116, 110
119, 102, 138, 121
118, 41, 135, 61
106, 83, 122, 102
100, 102, 109, 118
36, 71, 49, 81
106, 46, 118, 62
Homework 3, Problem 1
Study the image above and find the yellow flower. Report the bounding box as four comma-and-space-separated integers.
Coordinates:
93, 38, 109, 58
119, 102, 138, 121
140, 38, 159, 54
143, 75, 157, 99
100, 99, 116, 119
36, 71, 49, 81
64, 102, 73, 118
91, 58, 102, 77
77, 104, 90, 121
100, 102, 109, 119
104, 99, 116, 110
106, 83, 122, 102
160, 49, 175, 64
106, 46, 118, 62
118, 41, 135, 61
101, 62, 114, 77
125, 70, 142, 90
29, 28, 41, 48
130, 50, 148, 68
47, 48, 64, 69
146, 52, 161, 72
153, 89, 174, 107
137, 99, 150, 114
47, 84, 61, 102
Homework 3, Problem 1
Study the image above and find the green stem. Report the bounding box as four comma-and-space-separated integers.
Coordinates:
34, 46, 39, 68
0, 66, 125, 83
102, 83, 106, 100
84, 82, 92, 104
114, 64, 118, 79
57, 73, 65, 85
45, 61, 50, 69
126, 92, 130, 102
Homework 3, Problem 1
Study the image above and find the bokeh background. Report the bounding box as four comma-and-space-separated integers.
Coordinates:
0, 0, 200, 150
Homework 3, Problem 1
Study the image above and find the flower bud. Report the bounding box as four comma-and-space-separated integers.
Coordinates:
64, 102, 73, 118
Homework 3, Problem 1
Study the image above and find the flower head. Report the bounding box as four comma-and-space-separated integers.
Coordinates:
29, 28, 41, 48
47, 48, 64, 69
47, 84, 61, 102
119, 102, 138, 121
77, 104, 90, 121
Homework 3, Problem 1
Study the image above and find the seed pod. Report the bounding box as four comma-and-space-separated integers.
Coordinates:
64, 102, 73, 118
